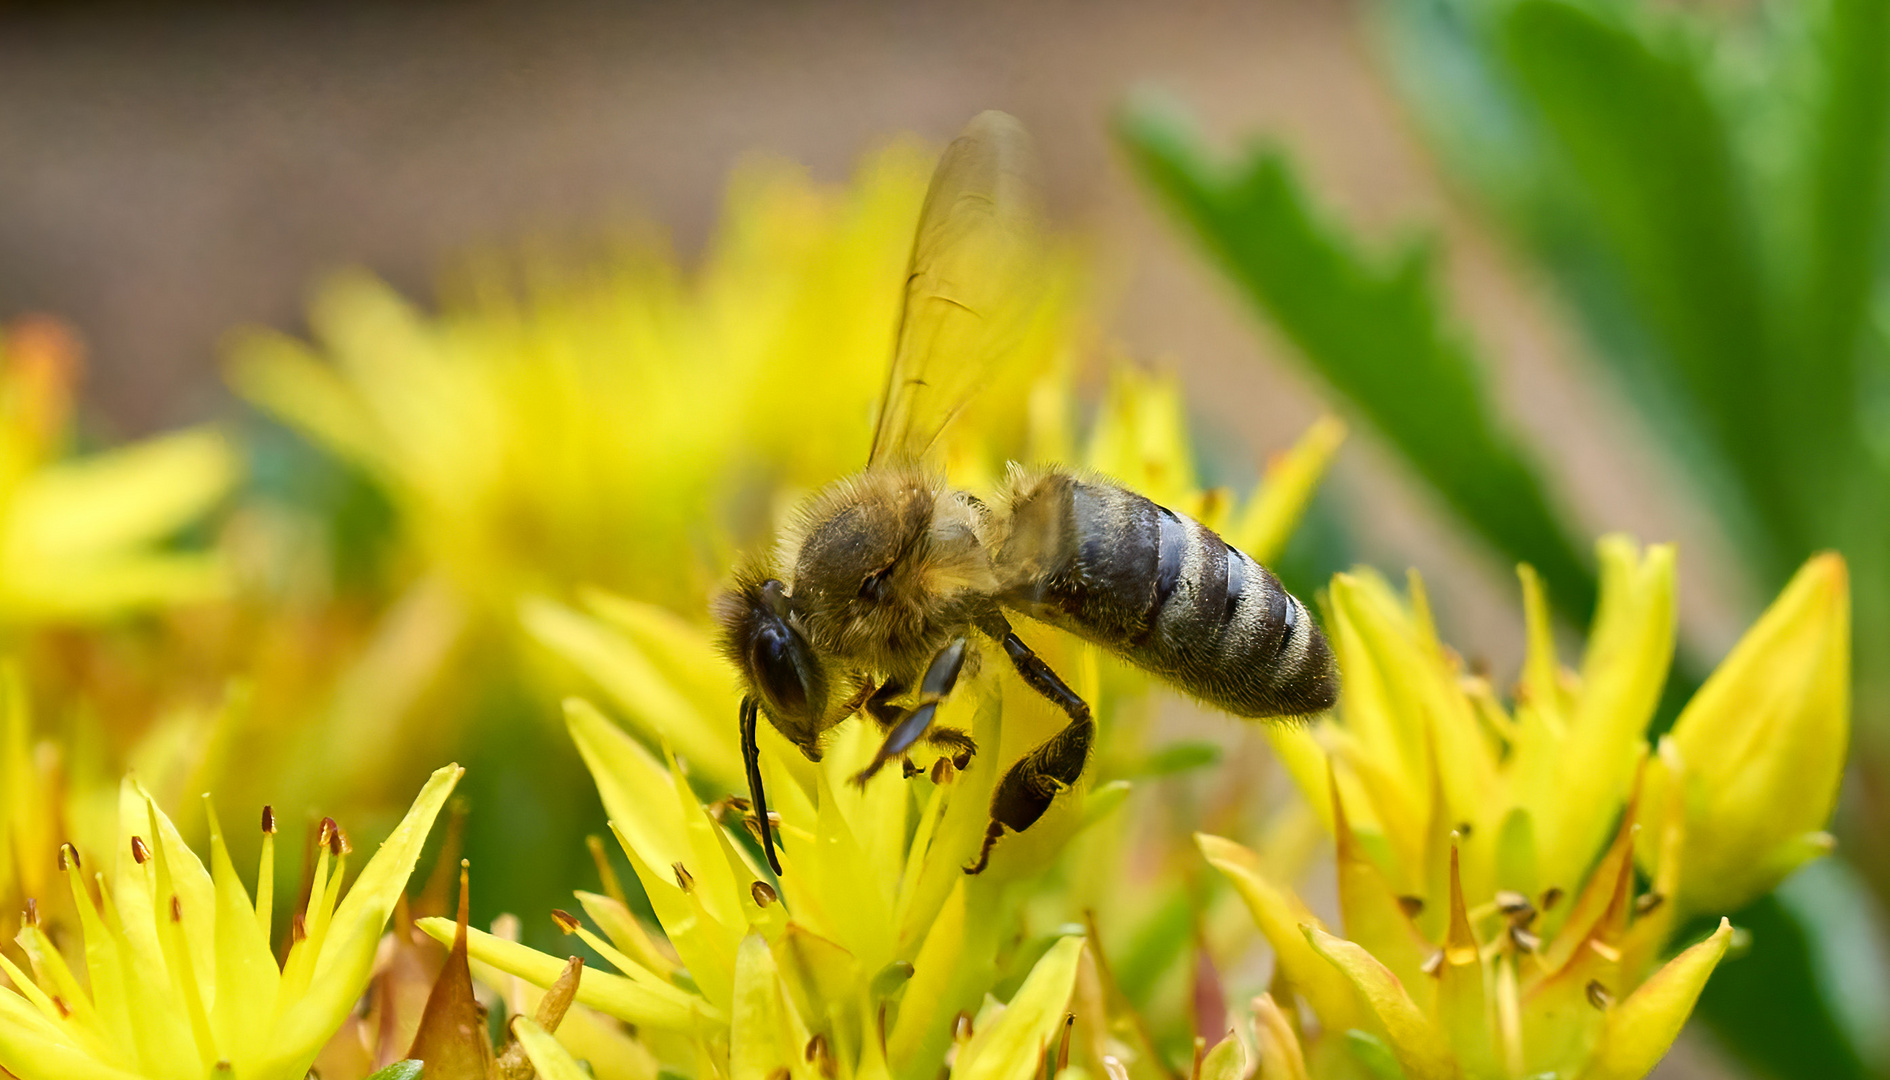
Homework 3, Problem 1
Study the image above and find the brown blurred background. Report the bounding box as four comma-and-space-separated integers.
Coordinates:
0, 2, 1745, 1070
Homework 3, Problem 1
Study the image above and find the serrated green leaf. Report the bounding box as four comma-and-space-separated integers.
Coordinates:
1118, 98, 1595, 619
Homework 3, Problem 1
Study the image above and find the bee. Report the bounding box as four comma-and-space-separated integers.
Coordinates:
716, 111, 1337, 876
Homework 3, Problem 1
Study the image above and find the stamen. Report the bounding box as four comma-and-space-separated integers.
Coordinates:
806, 1033, 837, 1078
952, 749, 972, 771
51, 995, 69, 1018
22, 898, 38, 928
57, 844, 78, 871
328, 822, 351, 857
1508, 925, 1539, 953
931, 757, 956, 784
1420, 949, 1445, 976
752, 881, 778, 907
1633, 892, 1665, 917
170, 895, 183, 923
316, 817, 337, 851
1454, 821, 1473, 839
292, 912, 307, 942
953, 1011, 974, 1042
1586, 980, 1614, 1010
1588, 940, 1622, 963
1494, 890, 1532, 917
261, 805, 276, 834
585, 835, 628, 908
1540, 886, 1564, 912
1056, 1013, 1075, 1073
130, 836, 151, 864
551, 909, 581, 934
673, 863, 695, 893
1396, 895, 1425, 918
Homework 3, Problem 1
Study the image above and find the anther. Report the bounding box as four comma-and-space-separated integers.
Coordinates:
328, 822, 351, 857
1633, 891, 1665, 917
130, 835, 150, 864
1454, 821, 1474, 839
1540, 886, 1564, 912
952, 749, 972, 771
260, 806, 276, 834
170, 896, 183, 923
806, 1033, 837, 1077
752, 881, 778, 907
902, 759, 923, 779
1586, 980, 1614, 1010
317, 817, 337, 850
1420, 950, 1445, 977
1494, 890, 1531, 916
291, 913, 307, 942
673, 862, 695, 893
551, 909, 580, 934
953, 1011, 974, 1041
57, 843, 79, 871
1508, 925, 1540, 953
51, 995, 70, 1018
23, 898, 39, 928
768, 1070, 790, 1080
931, 757, 955, 785
1396, 895, 1425, 918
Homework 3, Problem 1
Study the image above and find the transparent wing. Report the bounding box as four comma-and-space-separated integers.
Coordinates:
868, 111, 1046, 467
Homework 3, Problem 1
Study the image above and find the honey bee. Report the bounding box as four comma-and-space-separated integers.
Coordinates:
716, 112, 1336, 876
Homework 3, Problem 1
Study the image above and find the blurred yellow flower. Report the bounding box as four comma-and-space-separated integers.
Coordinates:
1203, 542, 1849, 1079
0, 763, 461, 1080
227, 143, 1075, 623
0, 316, 236, 624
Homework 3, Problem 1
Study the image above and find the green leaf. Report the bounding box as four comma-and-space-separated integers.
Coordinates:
1501, 1, 1803, 568
365, 1063, 425, 1080
1118, 99, 1595, 618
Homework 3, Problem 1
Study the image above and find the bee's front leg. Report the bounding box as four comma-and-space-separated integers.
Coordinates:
851, 637, 968, 787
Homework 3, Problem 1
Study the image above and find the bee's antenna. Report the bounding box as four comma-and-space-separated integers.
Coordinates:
740, 695, 784, 876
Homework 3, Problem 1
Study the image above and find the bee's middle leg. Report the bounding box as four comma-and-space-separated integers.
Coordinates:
852, 637, 969, 787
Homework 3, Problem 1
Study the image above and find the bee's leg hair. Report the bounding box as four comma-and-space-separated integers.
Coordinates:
740, 695, 784, 876
852, 637, 968, 787
965, 615, 1094, 874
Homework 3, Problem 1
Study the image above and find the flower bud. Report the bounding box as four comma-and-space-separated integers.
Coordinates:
1640, 553, 1849, 915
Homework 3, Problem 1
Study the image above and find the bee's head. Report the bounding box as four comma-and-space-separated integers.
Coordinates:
714, 575, 829, 761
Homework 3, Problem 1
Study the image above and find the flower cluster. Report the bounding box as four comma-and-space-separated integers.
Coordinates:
1203, 544, 1848, 1077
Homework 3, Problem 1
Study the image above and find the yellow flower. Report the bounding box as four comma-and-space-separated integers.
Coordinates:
417, 688, 1089, 1078
498, 367, 1343, 1075
226, 142, 1075, 622
1202, 542, 1849, 1079
1640, 553, 1849, 916
0, 763, 461, 1080
0, 316, 236, 623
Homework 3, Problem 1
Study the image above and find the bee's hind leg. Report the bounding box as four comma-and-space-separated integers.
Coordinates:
966, 615, 1095, 874
852, 638, 968, 787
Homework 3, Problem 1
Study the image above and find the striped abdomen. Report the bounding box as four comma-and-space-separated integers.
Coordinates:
996, 471, 1336, 717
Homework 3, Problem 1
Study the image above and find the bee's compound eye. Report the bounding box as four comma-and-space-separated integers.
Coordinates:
751, 622, 808, 714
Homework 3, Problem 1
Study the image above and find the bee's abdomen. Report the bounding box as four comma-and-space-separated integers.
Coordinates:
1000, 472, 1336, 718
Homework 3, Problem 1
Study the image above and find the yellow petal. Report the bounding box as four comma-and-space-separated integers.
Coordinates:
1227, 415, 1346, 564
6, 427, 236, 561
512, 1016, 593, 1080
564, 698, 690, 871
1302, 925, 1455, 1080
951, 936, 1085, 1080
1251, 994, 1309, 1080
731, 933, 814, 1080
1577, 919, 1733, 1080
1531, 539, 1674, 889
263, 764, 461, 1070
533, 608, 743, 791
416, 917, 719, 1031
1197, 834, 1362, 1032
1649, 554, 1849, 915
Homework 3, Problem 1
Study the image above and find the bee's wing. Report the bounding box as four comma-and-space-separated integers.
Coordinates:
868, 111, 1046, 468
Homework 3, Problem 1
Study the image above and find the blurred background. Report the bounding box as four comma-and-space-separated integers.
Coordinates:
3, 1, 1882, 1077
